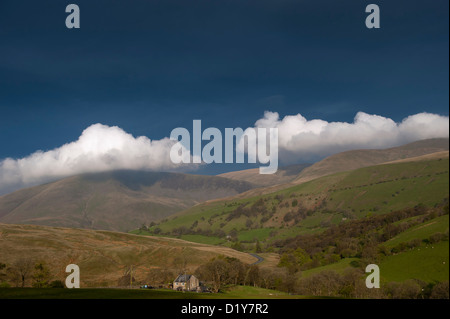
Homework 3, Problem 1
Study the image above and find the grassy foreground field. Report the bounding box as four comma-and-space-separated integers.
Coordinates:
0, 286, 308, 299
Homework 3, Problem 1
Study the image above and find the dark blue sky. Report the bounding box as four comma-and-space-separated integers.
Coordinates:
0, 0, 448, 163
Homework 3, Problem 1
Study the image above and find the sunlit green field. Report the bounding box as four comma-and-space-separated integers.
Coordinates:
379, 241, 449, 283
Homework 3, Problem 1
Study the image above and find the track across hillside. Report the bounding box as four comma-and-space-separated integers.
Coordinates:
249, 253, 264, 265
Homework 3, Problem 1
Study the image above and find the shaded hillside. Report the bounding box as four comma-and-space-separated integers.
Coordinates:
218, 164, 312, 187
0, 223, 257, 287
0, 171, 254, 232
294, 138, 449, 184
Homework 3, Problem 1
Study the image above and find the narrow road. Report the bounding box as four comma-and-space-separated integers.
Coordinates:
249, 253, 264, 265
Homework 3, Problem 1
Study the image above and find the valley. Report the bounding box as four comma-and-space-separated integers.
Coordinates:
0, 171, 254, 232
0, 138, 448, 298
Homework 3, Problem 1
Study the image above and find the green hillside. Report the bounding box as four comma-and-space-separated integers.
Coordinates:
379, 241, 449, 283
147, 158, 449, 246
134, 157, 449, 292
295, 212, 449, 284
293, 138, 449, 184
384, 214, 449, 249
301, 258, 359, 278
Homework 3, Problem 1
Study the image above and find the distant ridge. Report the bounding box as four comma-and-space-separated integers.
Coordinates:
215, 138, 449, 200
293, 138, 449, 184
0, 171, 254, 232
218, 163, 312, 187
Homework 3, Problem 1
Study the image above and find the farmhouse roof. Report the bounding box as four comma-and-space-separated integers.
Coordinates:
174, 274, 192, 283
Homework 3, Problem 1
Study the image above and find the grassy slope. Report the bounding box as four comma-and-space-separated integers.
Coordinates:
299, 242, 449, 284
0, 171, 254, 232
384, 214, 449, 248
293, 138, 449, 184
297, 213, 450, 283
301, 258, 359, 278
375, 208, 449, 284
0, 223, 257, 287
379, 241, 449, 283
143, 158, 449, 285
151, 158, 449, 245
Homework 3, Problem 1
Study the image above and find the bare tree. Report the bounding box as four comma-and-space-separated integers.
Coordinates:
117, 265, 136, 287
0, 262, 7, 285
430, 281, 450, 299
12, 258, 34, 288
146, 268, 176, 287
196, 258, 230, 293
228, 259, 245, 285
245, 265, 260, 287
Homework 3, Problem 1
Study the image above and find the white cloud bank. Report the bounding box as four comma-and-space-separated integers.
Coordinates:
0, 111, 448, 195
252, 111, 449, 163
0, 124, 190, 195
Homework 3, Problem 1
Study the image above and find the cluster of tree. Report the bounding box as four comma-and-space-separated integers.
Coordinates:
0, 258, 64, 288
138, 221, 157, 232
143, 199, 277, 238
194, 256, 298, 294
283, 206, 313, 224
381, 230, 449, 256
194, 256, 449, 299
144, 268, 177, 288
272, 201, 449, 269
163, 225, 227, 238
296, 269, 449, 299
384, 239, 422, 255
296, 268, 372, 298
424, 231, 450, 245
278, 247, 323, 273
384, 280, 449, 299
0, 263, 7, 287
139, 220, 228, 238
117, 265, 137, 287
226, 199, 270, 222
195, 256, 257, 293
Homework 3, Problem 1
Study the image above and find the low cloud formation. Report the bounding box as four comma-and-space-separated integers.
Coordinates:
253, 111, 449, 163
0, 124, 191, 195
0, 111, 448, 195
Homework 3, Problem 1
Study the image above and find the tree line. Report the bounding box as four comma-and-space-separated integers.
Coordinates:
0, 258, 64, 288
191, 255, 449, 299
272, 199, 449, 270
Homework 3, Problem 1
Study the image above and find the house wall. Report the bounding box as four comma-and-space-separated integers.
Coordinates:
188, 276, 199, 290
173, 282, 184, 290
173, 275, 200, 291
